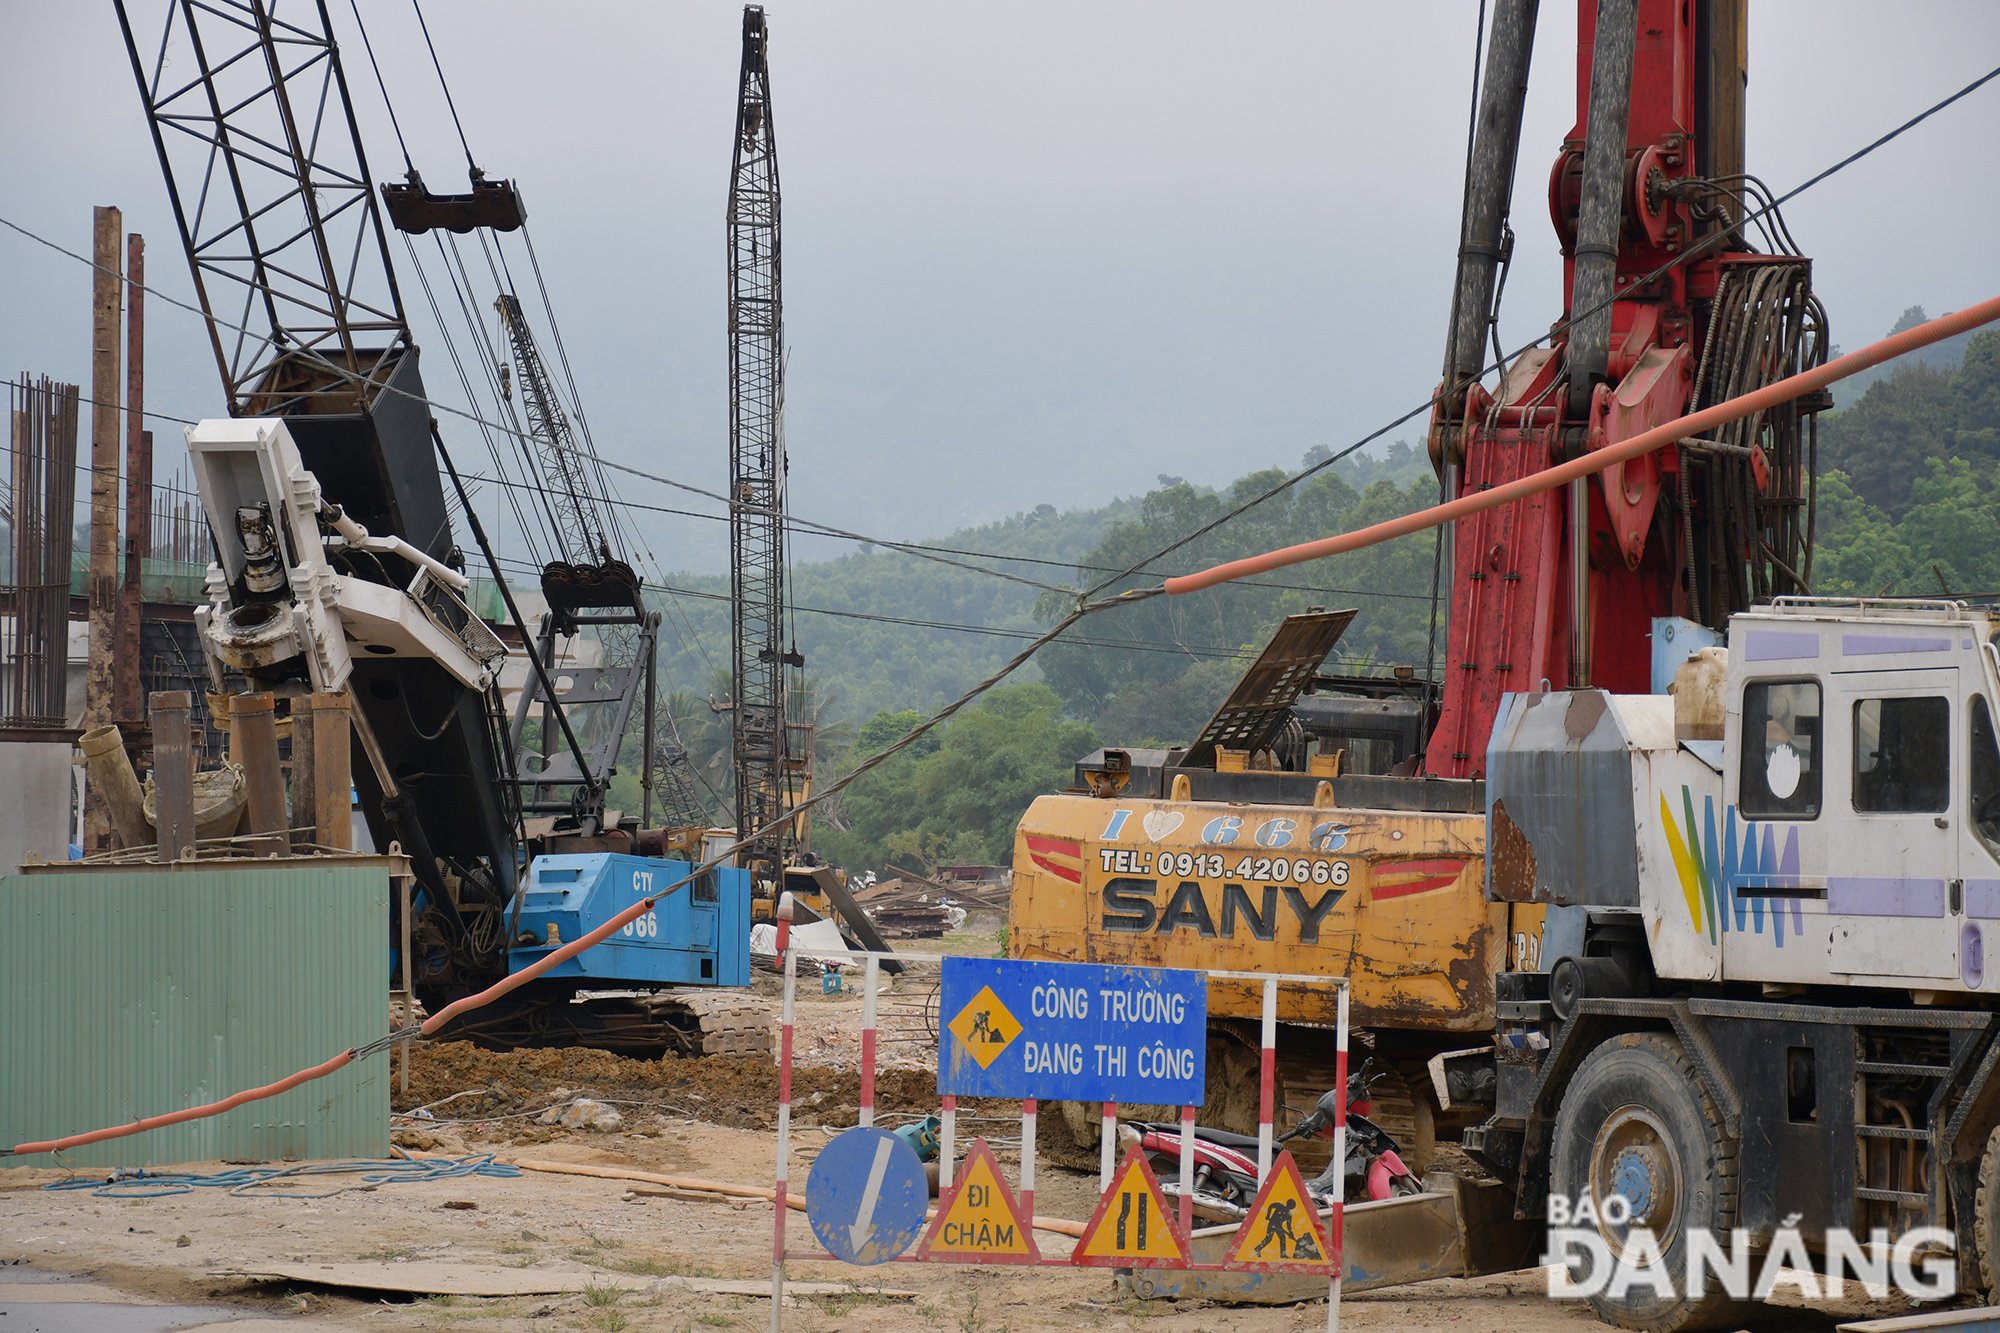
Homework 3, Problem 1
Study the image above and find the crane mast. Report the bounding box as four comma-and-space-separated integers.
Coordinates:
495, 294, 604, 568
115, 0, 522, 949
727, 6, 800, 880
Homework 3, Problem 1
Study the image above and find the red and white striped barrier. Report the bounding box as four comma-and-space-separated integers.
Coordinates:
767, 892, 1351, 1332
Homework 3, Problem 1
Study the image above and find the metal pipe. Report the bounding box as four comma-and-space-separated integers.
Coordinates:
302, 692, 353, 851
1564, 0, 1639, 687
1441, 0, 1540, 400
78, 724, 150, 850
322, 504, 470, 591
1566, 0, 1639, 417
150, 691, 195, 862
641, 625, 657, 829
1434, 1, 1537, 633
230, 692, 287, 856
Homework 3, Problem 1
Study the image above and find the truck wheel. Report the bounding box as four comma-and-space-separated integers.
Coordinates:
1550, 1032, 1741, 1332
1968, 1126, 2000, 1301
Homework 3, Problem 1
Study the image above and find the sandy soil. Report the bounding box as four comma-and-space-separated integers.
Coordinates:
0, 963, 1914, 1331
0, 1120, 1613, 1333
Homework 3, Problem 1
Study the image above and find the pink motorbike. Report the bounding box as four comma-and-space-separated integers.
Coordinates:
1122, 1058, 1421, 1217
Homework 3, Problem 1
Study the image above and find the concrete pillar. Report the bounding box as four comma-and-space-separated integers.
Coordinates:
292, 692, 353, 851
230, 692, 286, 857
83, 206, 123, 852
150, 691, 195, 862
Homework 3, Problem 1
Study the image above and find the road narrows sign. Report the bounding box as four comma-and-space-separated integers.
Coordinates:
1224, 1149, 1335, 1273
916, 1138, 1039, 1264
1071, 1146, 1188, 1268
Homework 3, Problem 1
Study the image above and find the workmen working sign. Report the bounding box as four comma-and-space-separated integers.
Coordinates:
938, 957, 1206, 1103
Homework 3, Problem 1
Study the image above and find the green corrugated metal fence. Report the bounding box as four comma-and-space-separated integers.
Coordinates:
0, 862, 390, 1168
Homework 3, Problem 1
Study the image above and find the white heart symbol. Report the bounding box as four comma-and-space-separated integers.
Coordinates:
1141, 810, 1184, 842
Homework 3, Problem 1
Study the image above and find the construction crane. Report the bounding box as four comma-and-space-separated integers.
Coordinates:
726, 5, 804, 885
115, 0, 765, 1055
1008, 0, 1826, 1184
493, 293, 710, 833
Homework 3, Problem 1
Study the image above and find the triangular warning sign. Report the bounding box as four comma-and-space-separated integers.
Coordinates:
1223, 1150, 1335, 1273
1071, 1147, 1188, 1268
917, 1138, 1040, 1265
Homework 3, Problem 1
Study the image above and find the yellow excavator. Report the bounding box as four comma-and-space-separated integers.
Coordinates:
1011, 610, 1540, 1167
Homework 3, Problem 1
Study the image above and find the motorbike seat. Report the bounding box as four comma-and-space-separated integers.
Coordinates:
1127, 1122, 1264, 1151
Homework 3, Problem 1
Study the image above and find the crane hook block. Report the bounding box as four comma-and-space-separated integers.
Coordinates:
382, 170, 527, 235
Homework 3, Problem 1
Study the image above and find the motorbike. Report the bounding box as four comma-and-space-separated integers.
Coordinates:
1119, 1057, 1422, 1220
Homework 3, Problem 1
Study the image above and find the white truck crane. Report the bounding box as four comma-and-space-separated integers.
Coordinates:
1475, 595, 2000, 1330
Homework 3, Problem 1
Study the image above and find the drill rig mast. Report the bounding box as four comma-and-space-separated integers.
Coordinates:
1424, 0, 1826, 777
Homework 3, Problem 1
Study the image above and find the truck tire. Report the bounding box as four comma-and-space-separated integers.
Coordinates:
1549, 1032, 1742, 1333
1968, 1126, 2000, 1301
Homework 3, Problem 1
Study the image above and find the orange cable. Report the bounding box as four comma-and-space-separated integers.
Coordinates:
14, 293, 2000, 1159
9, 1051, 357, 1157
1164, 294, 2000, 595
9, 868, 695, 1158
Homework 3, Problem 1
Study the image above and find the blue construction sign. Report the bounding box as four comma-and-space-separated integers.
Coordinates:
805, 1127, 930, 1265
938, 957, 1207, 1104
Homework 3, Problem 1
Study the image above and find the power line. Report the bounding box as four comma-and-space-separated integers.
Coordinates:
478, 550, 1405, 670
1071, 57, 2000, 600
471, 463, 1439, 603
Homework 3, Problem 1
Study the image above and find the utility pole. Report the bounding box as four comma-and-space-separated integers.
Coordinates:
84, 205, 123, 853
116, 232, 149, 728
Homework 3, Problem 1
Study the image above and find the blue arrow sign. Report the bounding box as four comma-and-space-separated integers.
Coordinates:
806, 1127, 929, 1265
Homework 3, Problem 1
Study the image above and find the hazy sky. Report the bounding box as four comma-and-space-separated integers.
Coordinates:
4, 3, 1997, 575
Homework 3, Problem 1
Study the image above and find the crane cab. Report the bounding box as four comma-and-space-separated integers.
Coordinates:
1490, 595, 2000, 999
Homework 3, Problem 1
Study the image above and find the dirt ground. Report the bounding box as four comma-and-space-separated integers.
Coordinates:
0, 963, 1921, 1331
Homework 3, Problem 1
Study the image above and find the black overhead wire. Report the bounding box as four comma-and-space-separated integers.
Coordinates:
580, 453, 1435, 601
477, 551, 1361, 668
401, 228, 550, 566
0, 43, 1988, 759
444, 232, 567, 559
1064, 57, 2000, 607
349, 0, 414, 174
412, 0, 477, 172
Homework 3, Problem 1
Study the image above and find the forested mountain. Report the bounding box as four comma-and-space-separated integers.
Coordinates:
1815, 327, 2000, 595
624, 328, 2000, 876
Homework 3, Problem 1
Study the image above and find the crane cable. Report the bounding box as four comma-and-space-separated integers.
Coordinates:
8, 58, 2000, 1159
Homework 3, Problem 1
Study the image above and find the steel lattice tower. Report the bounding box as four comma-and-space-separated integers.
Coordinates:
727, 6, 795, 873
